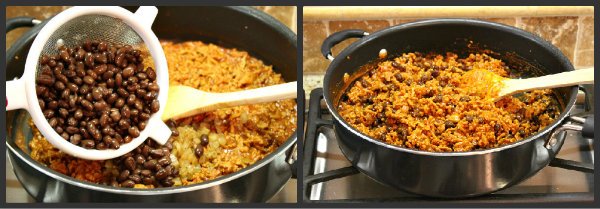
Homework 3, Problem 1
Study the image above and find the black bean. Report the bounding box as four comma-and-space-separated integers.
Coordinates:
164, 142, 173, 152
150, 99, 160, 113
165, 165, 174, 176
103, 93, 117, 104
70, 134, 82, 145
115, 98, 125, 108
98, 41, 108, 51
161, 177, 174, 187
121, 106, 130, 118
36, 74, 55, 86
161, 147, 170, 156
58, 100, 69, 109
128, 126, 140, 138
134, 99, 143, 111
391, 61, 402, 70
432, 69, 441, 78
66, 126, 79, 134
460, 96, 471, 102
126, 83, 139, 92
146, 68, 156, 81
55, 126, 64, 134
122, 65, 135, 78
465, 114, 473, 122
143, 159, 157, 170
445, 121, 456, 129
136, 72, 147, 80
158, 156, 171, 166
109, 180, 119, 187
109, 109, 121, 122
82, 75, 94, 85
147, 83, 159, 92
127, 76, 138, 85
121, 180, 135, 188
150, 149, 164, 157
129, 174, 141, 184
48, 117, 58, 127
134, 155, 145, 165
91, 88, 102, 101
81, 140, 95, 149
155, 168, 167, 180
47, 101, 59, 110
138, 121, 147, 130
142, 177, 153, 185
477, 117, 486, 124
75, 48, 86, 60
96, 53, 108, 64
135, 89, 146, 98
124, 156, 136, 171
494, 123, 502, 132
94, 64, 107, 75
60, 50, 70, 63
118, 169, 130, 182
126, 94, 136, 105
84, 52, 95, 67
36, 86, 49, 96
40, 55, 49, 64
194, 145, 204, 158
142, 145, 150, 157
172, 168, 180, 176
43, 109, 55, 119
56, 107, 67, 118
519, 128, 527, 136
82, 40, 92, 51
48, 59, 57, 67
74, 109, 83, 120
130, 109, 139, 119
138, 113, 150, 121
96, 142, 108, 150
165, 119, 176, 128
94, 100, 107, 111
170, 127, 180, 137
117, 87, 129, 97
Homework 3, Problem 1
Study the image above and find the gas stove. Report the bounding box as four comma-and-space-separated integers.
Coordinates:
302, 85, 594, 203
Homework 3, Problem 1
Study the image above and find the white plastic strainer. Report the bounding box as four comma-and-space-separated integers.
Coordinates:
6, 6, 171, 160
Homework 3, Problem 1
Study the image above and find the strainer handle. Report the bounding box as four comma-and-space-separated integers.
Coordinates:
6, 79, 28, 110
133, 6, 158, 28
148, 119, 172, 145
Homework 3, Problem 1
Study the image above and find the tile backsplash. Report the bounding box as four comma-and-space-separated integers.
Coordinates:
303, 6, 594, 74
6, 6, 297, 50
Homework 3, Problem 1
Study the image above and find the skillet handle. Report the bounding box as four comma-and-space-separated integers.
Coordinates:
546, 114, 594, 149
321, 29, 369, 61
286, 143, 297, 179
581, 115, 593, 138
6, 16, 40, 32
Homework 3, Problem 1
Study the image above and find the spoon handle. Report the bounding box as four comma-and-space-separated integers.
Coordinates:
213, 81, 298, 106
503, 68, 594, 95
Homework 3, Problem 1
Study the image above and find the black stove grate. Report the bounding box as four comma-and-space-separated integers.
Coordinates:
302, 87, 594, 203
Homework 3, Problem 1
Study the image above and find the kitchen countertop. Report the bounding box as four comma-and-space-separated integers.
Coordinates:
5, 6, 297, 203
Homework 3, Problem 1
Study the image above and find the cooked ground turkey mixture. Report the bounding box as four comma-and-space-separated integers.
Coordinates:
337, 52, 560, 152
27, 40, 296, 188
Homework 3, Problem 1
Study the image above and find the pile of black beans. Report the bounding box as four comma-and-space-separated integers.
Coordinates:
35, 40, 160, 150
102, 138, 179, 188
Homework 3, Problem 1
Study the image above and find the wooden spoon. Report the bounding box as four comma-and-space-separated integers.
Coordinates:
460, 68, 594, 101
161, 81, 297, 121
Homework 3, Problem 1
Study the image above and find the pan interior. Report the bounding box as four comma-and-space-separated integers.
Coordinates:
324, 19, 577, 154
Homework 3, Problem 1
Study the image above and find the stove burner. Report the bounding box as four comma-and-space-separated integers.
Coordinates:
303, 86, 594, 203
